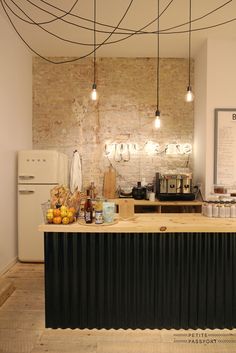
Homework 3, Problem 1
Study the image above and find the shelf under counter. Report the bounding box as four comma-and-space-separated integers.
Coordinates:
109, 198, 203, 213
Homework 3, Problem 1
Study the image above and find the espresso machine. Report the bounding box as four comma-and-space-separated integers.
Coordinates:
155, 173, 195, 201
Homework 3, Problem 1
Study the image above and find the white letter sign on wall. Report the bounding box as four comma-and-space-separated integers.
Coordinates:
214, 108, 236, 187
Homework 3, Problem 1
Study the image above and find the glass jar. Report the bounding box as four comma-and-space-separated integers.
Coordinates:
219, 202, 226, 218
212, 202, 219, 218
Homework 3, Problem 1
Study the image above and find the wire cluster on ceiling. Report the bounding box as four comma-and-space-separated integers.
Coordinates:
0, 0, 235, 64
1, 0, 235, 126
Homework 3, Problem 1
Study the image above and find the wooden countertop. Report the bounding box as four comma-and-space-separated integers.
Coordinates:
38, 213, 236, 233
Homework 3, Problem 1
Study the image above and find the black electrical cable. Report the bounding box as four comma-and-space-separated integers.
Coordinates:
16, 0, 80, 26
3, 0, 93, 46
26, 0, 234, 36
156, 0, 160, 113
0, 0, 235, 63
93, 0, 96, 84
3, 0, 173, 45
22, 0, 233, 36
2, 0, 175, 48
3, 0, 235, 43
188, 0, 192, 88
27, 0, 160, 33
0, 0, 136, 63
160, 0, 232, 33
0, 0, 91, 62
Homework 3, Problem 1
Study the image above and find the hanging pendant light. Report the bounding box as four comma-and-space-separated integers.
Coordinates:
154, 0, 161, 129
185, 0, 194, 102
155, 109, 161, 129
91, 83, 97, 101
91, 0, 98, 101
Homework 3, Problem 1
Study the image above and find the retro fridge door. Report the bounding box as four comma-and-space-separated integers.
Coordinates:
18, 150, 60, 184
18, 184, 54, 262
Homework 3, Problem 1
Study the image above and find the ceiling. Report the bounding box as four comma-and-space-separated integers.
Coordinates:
1, 0, 236, 60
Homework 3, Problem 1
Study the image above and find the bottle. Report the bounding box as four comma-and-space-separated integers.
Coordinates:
89, 182, 96, 200
84, 190, 93, 224
95, 198, 103, 224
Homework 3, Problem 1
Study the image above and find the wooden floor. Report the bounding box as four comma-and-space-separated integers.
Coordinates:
1, 263, 236, 353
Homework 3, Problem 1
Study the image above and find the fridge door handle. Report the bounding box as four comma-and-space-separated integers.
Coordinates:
19, 175, 35, 180
19, 190, 35, 194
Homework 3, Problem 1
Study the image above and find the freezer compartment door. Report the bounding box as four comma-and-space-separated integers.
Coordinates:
18, 150, 67, 184
18, 184, 53, 262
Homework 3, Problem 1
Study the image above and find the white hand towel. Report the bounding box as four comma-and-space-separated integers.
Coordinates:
69, 151, 82, 193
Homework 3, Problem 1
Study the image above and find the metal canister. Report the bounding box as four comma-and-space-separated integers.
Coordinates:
176, 175, 182, 194
166, 175, 177, 193
159, 175, 167, 193
182, 174, 192, 194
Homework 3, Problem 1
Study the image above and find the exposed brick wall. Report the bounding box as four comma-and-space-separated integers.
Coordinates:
33, 57, 194, 195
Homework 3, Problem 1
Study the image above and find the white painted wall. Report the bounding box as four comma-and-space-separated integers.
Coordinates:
194, 39, 236, 199
0, 15, 32, 274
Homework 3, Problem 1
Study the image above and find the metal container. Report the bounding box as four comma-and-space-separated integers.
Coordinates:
181, 174, 192, 193
165, 175, 176, 193
166, 175, 181, 194
156, 173, 193, 196
159, 175, 167, 193
176, 175, 182, 193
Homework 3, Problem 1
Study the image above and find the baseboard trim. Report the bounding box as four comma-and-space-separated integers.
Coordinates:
0, 279, 15, 307
0, 257, 18, 277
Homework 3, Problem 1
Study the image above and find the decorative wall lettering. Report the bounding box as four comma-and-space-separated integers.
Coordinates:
104, 142, 192, 161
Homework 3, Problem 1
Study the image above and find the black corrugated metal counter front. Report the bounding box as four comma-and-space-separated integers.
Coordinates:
44, 231, 236, 329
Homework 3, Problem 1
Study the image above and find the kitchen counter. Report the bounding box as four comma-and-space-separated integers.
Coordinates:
39, 213, 236, 233
40, 213, 236, 330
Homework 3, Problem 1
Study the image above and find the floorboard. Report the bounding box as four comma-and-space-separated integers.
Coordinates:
0, 262, 236, 353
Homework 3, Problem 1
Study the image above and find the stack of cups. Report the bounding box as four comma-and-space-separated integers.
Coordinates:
202, 201, 236, 218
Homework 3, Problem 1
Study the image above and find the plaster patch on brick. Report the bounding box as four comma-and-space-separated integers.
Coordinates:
33, 57, 194, 194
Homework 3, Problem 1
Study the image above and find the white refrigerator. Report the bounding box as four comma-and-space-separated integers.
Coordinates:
18, 150, 68, 262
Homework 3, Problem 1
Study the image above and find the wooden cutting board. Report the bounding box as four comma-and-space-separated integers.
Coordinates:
103, 166, 116, 199
118, 199, 135, 220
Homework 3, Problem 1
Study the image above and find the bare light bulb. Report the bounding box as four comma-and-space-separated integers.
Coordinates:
154, 110, 161, 129
185, 86, 194, 102
91, 83, 98, 101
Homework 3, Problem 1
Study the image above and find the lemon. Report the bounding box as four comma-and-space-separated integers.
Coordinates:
62, 216, 70, 225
